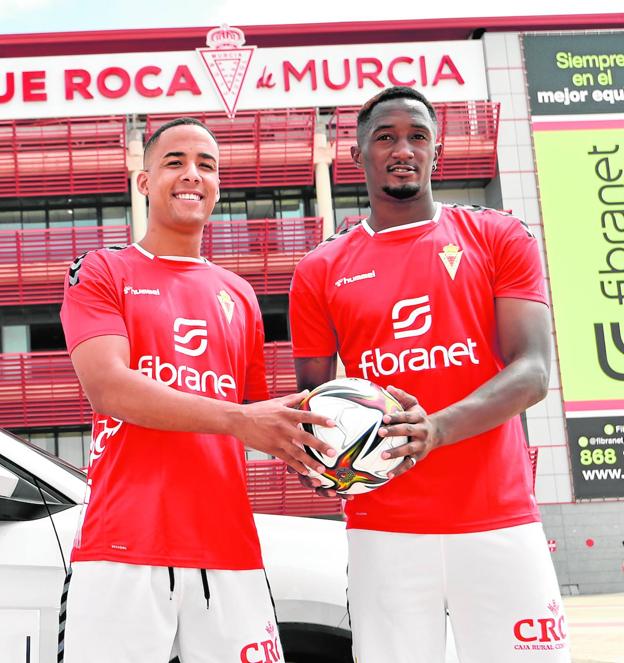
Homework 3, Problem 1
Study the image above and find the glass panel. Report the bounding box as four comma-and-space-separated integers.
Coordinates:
1, 325, 29, 353
278, 198, 304, 218
0, 210, 21, 229
30, 322, 65, 351
246, 198, 274, 220
22, 209, 46, 229
48, 209, 73, 228
229, 201, 246, 221
29, 432, 56, 455
83, 435, 91, 468
102, 206, 129, 226
73, 208, 98, 227
262, 312, 289, 342
58, 431, 87, 468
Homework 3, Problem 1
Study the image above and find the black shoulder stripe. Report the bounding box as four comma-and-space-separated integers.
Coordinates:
317, 222, 360, 247
444, 202, 535, 238
67, 245, 126, 287
445, 202, 486, 213
67, 252, 88, 287
518, 218, 536, 238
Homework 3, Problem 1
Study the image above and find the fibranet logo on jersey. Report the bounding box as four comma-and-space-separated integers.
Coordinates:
137, 318, 236, 397
358, 294, 479, 378
173, 317, 208, 356
392, 296, 432, 338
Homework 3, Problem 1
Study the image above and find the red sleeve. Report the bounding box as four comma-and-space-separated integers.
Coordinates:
289, 259, 338, 358
490, 215, 547, 304
60, 250, 128, 354
243, 296, 269, 402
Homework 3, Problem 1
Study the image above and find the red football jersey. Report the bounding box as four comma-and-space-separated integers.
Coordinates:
61, 244, 268, 569
290, 204, 546, 534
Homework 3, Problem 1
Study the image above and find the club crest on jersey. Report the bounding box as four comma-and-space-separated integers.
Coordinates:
439, 243, 463, 280
217, 289, 235, 323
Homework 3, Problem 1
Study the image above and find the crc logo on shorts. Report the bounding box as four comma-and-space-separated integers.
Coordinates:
391, 296, 432, 339
513, 600, 569, 652
174, 318, 208, 356
240, 621, 281, 663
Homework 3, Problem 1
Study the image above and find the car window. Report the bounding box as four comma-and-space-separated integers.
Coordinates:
0, 429, 87, 483
0, 455, 68, 505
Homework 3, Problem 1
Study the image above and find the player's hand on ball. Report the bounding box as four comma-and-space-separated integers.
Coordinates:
288, 467, 355, 501
378, 385, 440, 479
237, 392, 336, 475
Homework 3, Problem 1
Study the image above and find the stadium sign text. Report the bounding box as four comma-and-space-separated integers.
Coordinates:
0, 26, 488, 120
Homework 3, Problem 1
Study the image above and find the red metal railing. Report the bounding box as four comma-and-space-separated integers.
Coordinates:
528, 446, 539, 490
336, 214, 366, 233
263, 341, 297, 398
0, 117, 128, 197
0, 225, 131, 306
246, 459, 342, 516
145, 109, 316, 188
0, 342, 297, 428
329, 101, 500, 184
202, 217, 322, 295
0, 351, 91, 428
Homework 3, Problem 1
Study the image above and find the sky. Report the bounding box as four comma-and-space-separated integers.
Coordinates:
1, 0, 623, 35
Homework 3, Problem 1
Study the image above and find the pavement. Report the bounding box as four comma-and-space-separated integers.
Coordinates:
564, 593, 624, 663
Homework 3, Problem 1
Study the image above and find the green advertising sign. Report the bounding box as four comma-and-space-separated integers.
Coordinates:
533, 127, 624, 405
523, 33, 624, 116
526, 32, 624, 499
566, 416, 624, 499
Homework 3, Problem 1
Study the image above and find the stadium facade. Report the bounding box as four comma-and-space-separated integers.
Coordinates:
1, 13, 623, 593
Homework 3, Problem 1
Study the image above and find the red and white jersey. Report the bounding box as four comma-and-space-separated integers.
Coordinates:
61, 244, 268, 569
290, 204, 546, 534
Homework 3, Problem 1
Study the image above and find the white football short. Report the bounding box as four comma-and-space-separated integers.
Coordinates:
58, 561, 283, 663
347, 523, 571, 663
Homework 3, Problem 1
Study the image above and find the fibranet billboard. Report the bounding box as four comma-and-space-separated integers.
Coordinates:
524, 32, 624, 499
0, 25, 488, 120
523, 32, 624, 116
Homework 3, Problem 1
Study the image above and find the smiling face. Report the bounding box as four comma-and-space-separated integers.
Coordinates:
352, 97, 441, 203
137, 124, 220, 236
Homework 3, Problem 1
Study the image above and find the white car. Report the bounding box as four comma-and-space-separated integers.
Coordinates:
0, 430, 352, 663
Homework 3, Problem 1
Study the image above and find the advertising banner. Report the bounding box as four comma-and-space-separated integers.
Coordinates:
524, 32, 624, 499
523, 33, 624, 117
0, 27, 487, 120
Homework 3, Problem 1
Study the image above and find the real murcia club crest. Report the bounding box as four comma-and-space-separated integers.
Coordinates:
439, 243, 463, 280
217, 289, 235, 323
197, 24, 255, 119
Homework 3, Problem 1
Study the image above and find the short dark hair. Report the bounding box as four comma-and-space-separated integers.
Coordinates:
356, 86, 437, 143
143, 117, 218, 165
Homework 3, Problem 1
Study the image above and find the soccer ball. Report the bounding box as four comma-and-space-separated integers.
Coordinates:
300, 377, 408, 495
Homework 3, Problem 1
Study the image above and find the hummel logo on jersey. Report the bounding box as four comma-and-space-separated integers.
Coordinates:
174, 318, 208, 356
392, 296, 432, 339
335, 269, 376, 288
217, 290, 235, 323
439, 243, 463, 280
124, 285, 161, 296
